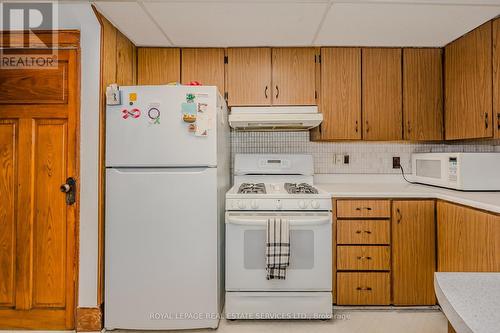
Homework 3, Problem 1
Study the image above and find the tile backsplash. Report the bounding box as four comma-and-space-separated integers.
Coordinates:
231, 131, 500, 174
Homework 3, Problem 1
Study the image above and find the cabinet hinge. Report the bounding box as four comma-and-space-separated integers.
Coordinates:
224, 56, 228, 64
315, 55, 321, 64
315, 91, 318, 99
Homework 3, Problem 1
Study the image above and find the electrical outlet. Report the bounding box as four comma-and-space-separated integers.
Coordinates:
344, 155, 349, 164
393, 156, 401, 169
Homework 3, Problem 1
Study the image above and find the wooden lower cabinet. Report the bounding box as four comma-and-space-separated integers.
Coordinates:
337, 220, 390, 245
337, 272, 391, 305
437, 201, 500, 272
337, 246, 390, 271
392, 200, 436, 305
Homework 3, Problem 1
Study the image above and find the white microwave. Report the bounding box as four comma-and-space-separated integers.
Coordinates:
411, 153, 500, 191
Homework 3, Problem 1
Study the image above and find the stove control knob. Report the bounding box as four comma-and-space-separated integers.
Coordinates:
311, 200, 320, 209
298, 200, 307, 209
250, 200, 259, 209
237, 200, 247, 209
276, 200, 282, 209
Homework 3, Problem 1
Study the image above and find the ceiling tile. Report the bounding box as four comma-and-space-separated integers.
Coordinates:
94, 1, 171, 46
316, 2, 500, 47
143, 1, 328, 47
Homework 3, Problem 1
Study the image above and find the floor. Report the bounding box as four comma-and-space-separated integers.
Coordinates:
114, 308, 448, 333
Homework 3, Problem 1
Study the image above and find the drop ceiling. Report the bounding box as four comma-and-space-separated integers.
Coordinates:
93, 0, 500, 47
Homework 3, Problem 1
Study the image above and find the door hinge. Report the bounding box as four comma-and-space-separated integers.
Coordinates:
224, 56, 228, 64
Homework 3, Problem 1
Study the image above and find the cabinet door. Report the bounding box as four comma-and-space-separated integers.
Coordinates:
319, 48, 361, 140
392, 200, 436, 305
226, 48, 271, 106
403, 48, 443, 141
445, 22, 493, 140
137, 48, 180, 85
181, 48, 225, 93
362, 48, 402, 140
494, 19, 500, 139
271, 48, 317, 105
437, 201, 500, 272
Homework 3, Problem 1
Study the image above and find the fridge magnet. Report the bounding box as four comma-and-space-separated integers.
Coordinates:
197, 103, 208, 113
188, 123, 197, 132
147, 103, 161, 125
182, 93, 197, 123
122, 108, 141, 120
195, 113, 209, 137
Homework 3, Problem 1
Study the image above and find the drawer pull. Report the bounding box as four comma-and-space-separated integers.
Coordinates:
357, 256, 372, 260
364, 230, 372, 234
356, 287, 372, 291
355, 207, 372, 211
355, 230, 372, 234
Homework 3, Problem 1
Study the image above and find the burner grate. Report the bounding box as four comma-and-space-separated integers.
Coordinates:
238, 183, 266, 194
284, 183, 318, 194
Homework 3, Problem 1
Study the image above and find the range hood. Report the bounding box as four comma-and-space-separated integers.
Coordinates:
229, 106, 323, 131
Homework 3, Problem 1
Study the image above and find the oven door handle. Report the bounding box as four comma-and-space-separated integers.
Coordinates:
226, 217, 331, 226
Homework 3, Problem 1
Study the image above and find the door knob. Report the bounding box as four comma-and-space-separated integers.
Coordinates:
60, 177, 76, 205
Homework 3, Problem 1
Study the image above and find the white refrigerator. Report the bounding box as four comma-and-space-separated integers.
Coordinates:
105, 85, 229, 330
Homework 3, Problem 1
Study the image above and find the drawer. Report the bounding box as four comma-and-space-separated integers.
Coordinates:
337, 272, 391, 305
336, 200, 390, 218
337, 220, 390, 245
337, 246, 390, 271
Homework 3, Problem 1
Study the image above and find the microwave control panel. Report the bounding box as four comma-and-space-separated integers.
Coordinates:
448, 157, 458, 182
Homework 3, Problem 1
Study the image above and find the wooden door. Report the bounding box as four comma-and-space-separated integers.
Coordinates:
392, 200, 436, 305
181, 48, 225, 92
318, 48, 361, 140
494, 19, 500, 139
0, 46, 78, 329
445, 22, 493, 140
437, 201, 500, 272
362, 48, 402, 140
271, 47, 316, 105
226, 48, 271, 106
137, 48, 180, 84
403, 48, 443, 141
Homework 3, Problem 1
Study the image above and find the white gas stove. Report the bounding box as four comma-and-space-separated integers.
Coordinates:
225, 154, 332, 320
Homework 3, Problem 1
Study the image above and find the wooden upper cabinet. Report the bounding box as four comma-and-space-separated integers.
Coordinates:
392, 200, 436, 306
318, 48, 361, 140
494, 19, 500, 139
271, 47, 317, 105
181, 48, 225, 93
445, 22, 493, 140
362, 48, 403, 140
116, 31, 137, 86
137, 48, 180, 85
226, 48, 271, 106
403, 48, 443, 141
437, 201, 500, 272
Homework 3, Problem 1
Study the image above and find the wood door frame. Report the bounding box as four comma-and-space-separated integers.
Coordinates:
0, 29, 80, 329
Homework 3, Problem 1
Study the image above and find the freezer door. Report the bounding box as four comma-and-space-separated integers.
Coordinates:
106, 85, 219, 167
105, 167, 220, 330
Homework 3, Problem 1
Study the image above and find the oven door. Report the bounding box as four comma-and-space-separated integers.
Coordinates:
225, 211, 332, 291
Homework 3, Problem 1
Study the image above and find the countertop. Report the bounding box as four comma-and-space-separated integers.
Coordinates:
434, 273, 500, 333
314, 174, 500, 214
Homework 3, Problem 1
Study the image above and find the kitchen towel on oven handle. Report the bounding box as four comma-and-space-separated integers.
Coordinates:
266, 218, 290, 280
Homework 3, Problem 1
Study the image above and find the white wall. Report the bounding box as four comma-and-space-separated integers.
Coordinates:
56, 2, 101, 308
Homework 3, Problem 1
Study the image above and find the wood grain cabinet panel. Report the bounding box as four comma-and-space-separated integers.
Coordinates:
362, 48, 402, 140
392, 200, 436, 305
337, 200, 391, 218
137, 48, 180, 85
337, 246, 391, 271
271, 47, 316, 105
494, 19, 500, 139
116, 31, 136, 86
445, 22, 493, 140
337, 272, 390, 305
437, 201, 500, 272
337, 220, 390, 245
226, 48, 271, 106
181, 48, 225, 92
0, 120, 17, 308
403, 48, 443, 141
317, 48, 361, 140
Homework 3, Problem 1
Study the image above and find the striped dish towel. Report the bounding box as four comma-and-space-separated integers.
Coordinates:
266, 218, 290, 280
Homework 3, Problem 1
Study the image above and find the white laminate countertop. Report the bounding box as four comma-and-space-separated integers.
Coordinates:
314, 174, 500, 214
434, 273, 500, 333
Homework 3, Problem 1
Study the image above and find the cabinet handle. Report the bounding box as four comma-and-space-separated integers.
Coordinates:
265, 86, 268, 99
497, 114, 500, 130
485, 113, 489, 129
355, 230, 362, 234
275, 85, 279, 99
396, 208, 402, 224
355, 120, 359, 133
364, 230, 372, 234
356, 287, 373, 291
407, 120, 412, 133
357, 256, 372, 260
355, 207, 372, 211
365, 120, 370, 133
